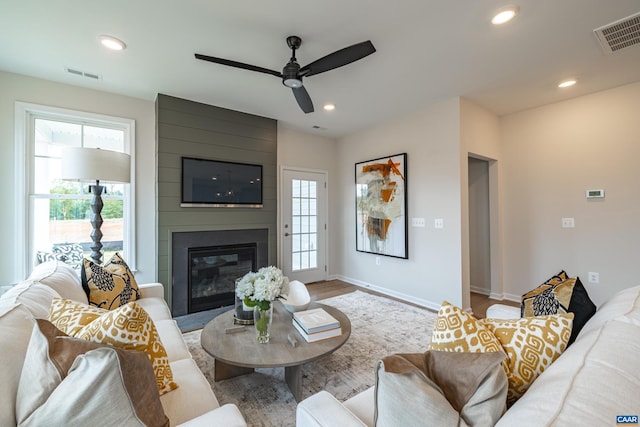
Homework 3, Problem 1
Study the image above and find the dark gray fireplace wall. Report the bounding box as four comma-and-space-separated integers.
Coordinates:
156, 94, 277, 309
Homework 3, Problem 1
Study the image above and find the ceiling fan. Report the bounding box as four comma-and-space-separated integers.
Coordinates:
195, 36, 376, 114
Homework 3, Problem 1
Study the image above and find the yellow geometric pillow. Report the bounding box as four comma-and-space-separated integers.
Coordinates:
482, 314, 573, 404
431, 301, 573, 405
81, 253, 140, 310
48, 299, 177, 395
48, 298, 107, 336
430, 301, 504, 354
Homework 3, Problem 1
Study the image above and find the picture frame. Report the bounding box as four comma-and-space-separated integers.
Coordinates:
355, 153, 408, 259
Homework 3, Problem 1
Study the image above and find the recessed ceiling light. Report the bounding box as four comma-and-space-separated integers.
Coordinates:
558, 79, 577, 88
99, 35, 126, 51
492, 5, 520, 25
323, 103, 335, 111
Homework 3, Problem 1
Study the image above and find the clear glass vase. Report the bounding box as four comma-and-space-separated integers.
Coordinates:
234, 279, 254, 325
254, 303, 273, 344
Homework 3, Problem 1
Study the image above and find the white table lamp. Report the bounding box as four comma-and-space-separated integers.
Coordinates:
61, 147, 131, 264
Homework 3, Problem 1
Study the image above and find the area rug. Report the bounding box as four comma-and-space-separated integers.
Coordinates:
183, 290, 437, 427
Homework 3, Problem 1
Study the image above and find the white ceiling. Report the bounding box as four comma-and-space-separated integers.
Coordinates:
2, 1, 640, 137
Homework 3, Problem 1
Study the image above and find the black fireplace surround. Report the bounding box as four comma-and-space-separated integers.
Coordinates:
171, 228, 268, 317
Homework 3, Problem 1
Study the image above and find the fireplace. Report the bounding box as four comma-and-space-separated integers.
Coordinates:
188, 244, 256, 313
172, 228, 269, 317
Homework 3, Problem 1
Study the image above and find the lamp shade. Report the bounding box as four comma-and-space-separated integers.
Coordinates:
61, 147, 130, 183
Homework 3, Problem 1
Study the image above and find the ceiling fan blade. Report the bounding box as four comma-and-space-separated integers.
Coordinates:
195, 53, 282, 78
292, 86, 314, 113
300, 40, 376, 77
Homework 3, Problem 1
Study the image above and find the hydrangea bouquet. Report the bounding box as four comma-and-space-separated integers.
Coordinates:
236, 266, 289, 311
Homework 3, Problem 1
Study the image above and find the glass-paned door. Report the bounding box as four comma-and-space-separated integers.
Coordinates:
281, 169, 327, 283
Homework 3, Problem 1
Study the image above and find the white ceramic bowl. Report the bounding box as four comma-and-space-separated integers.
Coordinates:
282, 280, 311, 313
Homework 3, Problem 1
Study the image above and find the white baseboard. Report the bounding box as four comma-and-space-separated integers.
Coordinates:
488, 291, 520, 303
470, 286, 491, 296
334, 274, 442, 312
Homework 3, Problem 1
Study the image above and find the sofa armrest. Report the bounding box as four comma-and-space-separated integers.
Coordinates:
297, 391, 368, 427
176, 404, 247, 427
486, 304, 520, 319
138, 282, 165, 299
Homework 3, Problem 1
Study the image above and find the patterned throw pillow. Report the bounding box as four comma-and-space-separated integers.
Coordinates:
521, 273, 596, 344
431, 301, 573, 405
36, 251, 68, 264
53, 243, 84, 263
81, 253, 140, 310
48, 299, 178, 395
521, 270, 570, 317
430, 301, 505, 354
482, 314, 573, 404
48, 298, 107, 336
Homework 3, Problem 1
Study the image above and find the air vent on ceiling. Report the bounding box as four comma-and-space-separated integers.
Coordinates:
65, 67, 102, 80
594, 11, 640, 54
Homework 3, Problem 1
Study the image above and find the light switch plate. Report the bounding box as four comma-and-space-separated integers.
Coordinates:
411, 218, 426, 227
561, 218, 575, 228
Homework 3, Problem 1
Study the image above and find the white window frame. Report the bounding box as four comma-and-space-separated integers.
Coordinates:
15, 102, 136, 277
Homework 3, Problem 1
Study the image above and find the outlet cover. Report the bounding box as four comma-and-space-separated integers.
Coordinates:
434, 218, 444, 229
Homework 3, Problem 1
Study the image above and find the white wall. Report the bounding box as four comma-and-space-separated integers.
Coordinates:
335, 98, 463, 309
0, 71, 157, 284
501, 81, 640, 306
276, 125, 339, 275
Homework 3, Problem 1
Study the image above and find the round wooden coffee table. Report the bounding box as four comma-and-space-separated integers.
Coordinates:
201, 301, 351, 401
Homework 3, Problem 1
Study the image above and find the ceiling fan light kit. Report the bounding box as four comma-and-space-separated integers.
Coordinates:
195, 35, 376, 113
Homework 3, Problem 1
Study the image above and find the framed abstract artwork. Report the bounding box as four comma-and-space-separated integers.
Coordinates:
355, 153, 408, 259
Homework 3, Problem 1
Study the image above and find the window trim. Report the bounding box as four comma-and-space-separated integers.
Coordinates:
15, 102, 136, 278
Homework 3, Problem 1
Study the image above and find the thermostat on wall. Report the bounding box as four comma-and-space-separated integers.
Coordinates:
586, 189, 605, 199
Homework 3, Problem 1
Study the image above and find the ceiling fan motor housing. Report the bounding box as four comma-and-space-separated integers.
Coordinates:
282, 61, 302, 88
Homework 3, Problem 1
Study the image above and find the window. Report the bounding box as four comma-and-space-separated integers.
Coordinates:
291, 179, 318, 271
15, 103, 135, 275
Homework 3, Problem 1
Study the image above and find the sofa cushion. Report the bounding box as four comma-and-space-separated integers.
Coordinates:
577, 285, 640, 337
160, 358, 220, 426
431, 301, 573, 405
482, 314, 573, 404
16, 319, 169, 427
521, 275, 595, 345
0, 281, 61, 319
496, 319, 640, 426
81, 253, 141, 310
27, 260, 87, 304
0, 304, 35, 427
48, 299, 178, 395
374, 351, 507, 426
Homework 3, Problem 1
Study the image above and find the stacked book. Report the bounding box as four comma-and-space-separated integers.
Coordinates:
293, 307, 342, 342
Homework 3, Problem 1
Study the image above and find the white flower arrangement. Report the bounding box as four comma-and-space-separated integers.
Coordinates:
236, 266, 289, 311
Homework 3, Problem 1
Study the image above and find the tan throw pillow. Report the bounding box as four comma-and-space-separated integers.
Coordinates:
482, 314, 573, 404
16, 319, 169, 427
81, 253, 140, 310
375, 351, 507, 427
48, 298, 177, 395
48, 297, 107, 336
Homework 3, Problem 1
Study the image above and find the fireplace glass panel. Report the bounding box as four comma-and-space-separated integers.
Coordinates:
188, 243, 256, 313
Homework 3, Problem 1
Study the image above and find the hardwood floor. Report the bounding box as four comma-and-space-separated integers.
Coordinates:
307, 279, 519, 318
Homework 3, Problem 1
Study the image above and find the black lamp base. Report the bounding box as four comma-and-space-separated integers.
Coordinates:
89, 182, 105, 265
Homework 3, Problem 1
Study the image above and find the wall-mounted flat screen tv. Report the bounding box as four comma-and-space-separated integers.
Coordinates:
181, 157, 263, 208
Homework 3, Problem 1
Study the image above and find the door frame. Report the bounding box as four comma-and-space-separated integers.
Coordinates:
279, 165, 329, 283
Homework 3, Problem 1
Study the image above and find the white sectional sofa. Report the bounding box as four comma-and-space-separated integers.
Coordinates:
0, 261, 247, 427
296, 285, 640, 426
